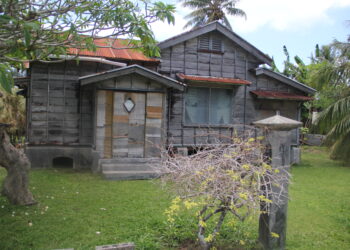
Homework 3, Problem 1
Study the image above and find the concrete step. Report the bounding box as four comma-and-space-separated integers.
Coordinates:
101, 163, 157, 172
103, 171, 158, 180
100, 157, 160, 164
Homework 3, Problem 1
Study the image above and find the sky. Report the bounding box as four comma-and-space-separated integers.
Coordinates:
151, 0, 350, 69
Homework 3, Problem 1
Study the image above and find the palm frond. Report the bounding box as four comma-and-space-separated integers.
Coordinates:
225, 7, 246, 18
316, 93, 350, 133
180, 0, 246, 29
325, 114, 350, 143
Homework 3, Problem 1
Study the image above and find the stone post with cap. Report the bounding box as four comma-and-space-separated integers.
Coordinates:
253, 111, 302, 250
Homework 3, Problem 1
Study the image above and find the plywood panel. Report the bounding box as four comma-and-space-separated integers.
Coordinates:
113, 92, 129, 157
145, 92, 164, 157
128, 93, 146, 158
104, 91, 113, 158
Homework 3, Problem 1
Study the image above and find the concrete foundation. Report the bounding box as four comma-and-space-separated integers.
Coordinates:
291, 146, 301, 165
25, 145, 100, 172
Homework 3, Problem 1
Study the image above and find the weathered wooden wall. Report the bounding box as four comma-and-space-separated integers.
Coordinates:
160, 31, 302, 146
28, 61, 114, 145
94, 74, 167, 158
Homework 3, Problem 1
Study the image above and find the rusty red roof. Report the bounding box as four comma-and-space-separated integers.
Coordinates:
251, 90, 313, 101
177, 73, 251, 85
68, 38, 159, 62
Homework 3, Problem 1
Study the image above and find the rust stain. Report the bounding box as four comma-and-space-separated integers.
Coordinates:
251, 90, 313, 101
68, 38, 159, 63
113, 115, 129, 123
147, 106, 162, 113
147, 106, 163, 119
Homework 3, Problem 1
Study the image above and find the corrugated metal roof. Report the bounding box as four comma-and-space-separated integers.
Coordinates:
251, 90, 313, 101
68, 38, 159, 62
177, 73, 251, 85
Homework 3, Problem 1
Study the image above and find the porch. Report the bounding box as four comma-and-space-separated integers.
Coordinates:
79, 65, 184, 179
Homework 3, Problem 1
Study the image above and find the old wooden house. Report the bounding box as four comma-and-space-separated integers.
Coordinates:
21, 21, 315, 179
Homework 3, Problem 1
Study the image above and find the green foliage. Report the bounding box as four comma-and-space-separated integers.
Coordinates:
181, 0, 246, 30
0, 64, 13, 93
0, 87, 26, 136
0, 0, 176, 92
0, 147, 349, 249
315, 89, 350, 162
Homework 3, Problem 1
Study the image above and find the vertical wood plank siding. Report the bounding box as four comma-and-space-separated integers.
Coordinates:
161, 31, 259, 145
161, 31, 301, 146
28, 61, 114, 145
104, 91, 113, 158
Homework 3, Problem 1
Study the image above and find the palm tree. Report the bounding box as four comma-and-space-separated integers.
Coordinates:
316, 89, 350, 163
181, 0, 246, 30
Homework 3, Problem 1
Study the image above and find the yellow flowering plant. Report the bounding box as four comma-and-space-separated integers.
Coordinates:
155, 134, 289, 250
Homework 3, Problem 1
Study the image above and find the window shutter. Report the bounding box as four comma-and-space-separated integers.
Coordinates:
211, 38, 222, 52
199, 35, 210, 50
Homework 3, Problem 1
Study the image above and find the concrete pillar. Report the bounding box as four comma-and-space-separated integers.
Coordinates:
253, 111, 302, 250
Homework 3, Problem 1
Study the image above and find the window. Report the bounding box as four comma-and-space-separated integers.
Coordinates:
198, 34, 223, 52
185, 87, 232, 125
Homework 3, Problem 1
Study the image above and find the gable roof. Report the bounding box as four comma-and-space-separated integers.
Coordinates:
255, 68, 316, 95
79, 64, 185, 91
158, 21, 272, 66
68, 38, 159, 63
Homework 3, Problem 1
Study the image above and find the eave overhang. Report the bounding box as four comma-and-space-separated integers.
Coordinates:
177, 73, 251, 85
255, 68, 316, 95
251, 90, 314, 101
79, 64, 185, 91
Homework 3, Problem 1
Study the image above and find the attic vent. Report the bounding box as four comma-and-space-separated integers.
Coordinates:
199, 35, 210, 50
198, 34, 223, 52
212, 38, 222, 52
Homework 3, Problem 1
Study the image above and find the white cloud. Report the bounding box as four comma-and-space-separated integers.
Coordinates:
152, 0, 350, 40
229, 0, 350, 33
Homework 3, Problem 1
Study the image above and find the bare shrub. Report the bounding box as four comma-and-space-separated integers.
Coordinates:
154, 135, 289, 249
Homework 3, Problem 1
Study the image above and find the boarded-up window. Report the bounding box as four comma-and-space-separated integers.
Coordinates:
185, 87, 232, 125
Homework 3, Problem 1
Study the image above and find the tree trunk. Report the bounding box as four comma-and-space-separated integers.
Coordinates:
0, 126, 36, 205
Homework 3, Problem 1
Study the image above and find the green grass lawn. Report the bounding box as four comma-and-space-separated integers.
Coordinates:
287, 147, 350, 249
0, 147, 349, 249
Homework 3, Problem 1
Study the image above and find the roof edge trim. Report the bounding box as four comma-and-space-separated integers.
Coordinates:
79, 64, 185, 91
255, 68, 316, 95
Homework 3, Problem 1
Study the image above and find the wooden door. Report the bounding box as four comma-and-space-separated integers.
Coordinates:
100, 91, 164, 159
112, 92, 146, 158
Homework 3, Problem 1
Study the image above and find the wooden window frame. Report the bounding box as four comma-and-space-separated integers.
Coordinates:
183, 86, 234, 127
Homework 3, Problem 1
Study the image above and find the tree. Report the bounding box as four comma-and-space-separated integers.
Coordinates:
181, 0, 246, 30
155, 136, 287, 249
0, 0, 175, 92
316, 89, 350, 163
0, 89, 26, 137
0, 0, 175, 205
0, 124, 36, 205
274, 42, 349, 127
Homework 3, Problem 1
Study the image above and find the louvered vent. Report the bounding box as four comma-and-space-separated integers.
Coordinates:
199, 35, 210, 50
212, 38, 222, 52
